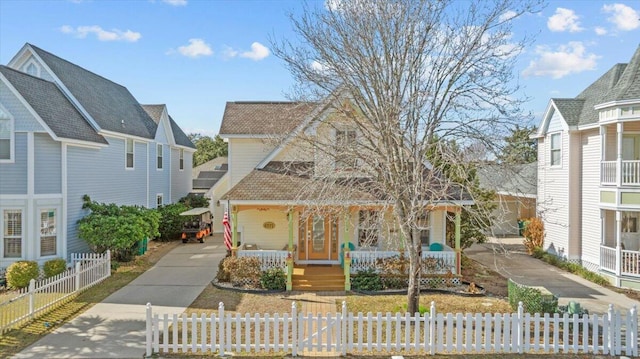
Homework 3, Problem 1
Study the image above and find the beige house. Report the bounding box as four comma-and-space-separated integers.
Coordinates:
535, 44, 640, 289
212, 99, 471, 290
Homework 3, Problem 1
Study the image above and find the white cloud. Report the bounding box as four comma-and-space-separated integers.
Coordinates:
60, 25, 141, 42
499, 10, 517, 22
594, 26, 608, 35
177, 38, 213, 58
310, 60, 330, 73
547, 8, 583, 32
224, 42, 270, 61
163, 0, 187, 5
522, 42, 599, 79
239, 42, 270, 61
602, 3, 640, 31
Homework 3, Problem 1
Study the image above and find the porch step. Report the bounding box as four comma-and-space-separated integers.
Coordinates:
292, 265, 345, 291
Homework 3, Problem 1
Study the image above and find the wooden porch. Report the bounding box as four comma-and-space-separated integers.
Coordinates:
291, 265, 345, 291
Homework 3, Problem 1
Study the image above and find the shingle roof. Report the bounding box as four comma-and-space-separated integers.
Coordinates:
551, 44, 640, 127
0, 66, 107, 144
169, 116, 195, 148
141, 104, 165, 124
219, 101, 317, 135
29, 44, 157, 139
477, 163, 537, 197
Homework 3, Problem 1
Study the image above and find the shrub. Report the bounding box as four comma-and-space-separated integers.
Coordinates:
381, 275, 407, 289
216, 255, 231, 282
157, 203, 189, 242
377, 255, 409, 275
352, 269, 383, 291
260, 268, 286, 290
508, 279, 558, 313
222, 256, 261, 287
6, 261, 39, 289
179, 193, 210, 208
43, 258, 67, 278
523, 217, 544, 254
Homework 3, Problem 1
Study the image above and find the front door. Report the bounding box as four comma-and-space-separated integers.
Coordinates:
299, 215, 338, 261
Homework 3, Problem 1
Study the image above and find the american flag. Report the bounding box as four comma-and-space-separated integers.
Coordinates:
223, 210, 232, 250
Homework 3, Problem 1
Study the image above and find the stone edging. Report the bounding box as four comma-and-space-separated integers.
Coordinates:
351, 281, 486, 297
211, 280, 285, 294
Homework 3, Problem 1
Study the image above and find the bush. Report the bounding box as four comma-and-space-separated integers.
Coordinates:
523, 217, 544, 254
179, 193, 210, 208
260, 268, 286, 290
222, 256, 261, 287
381, 275, 407, 289
508, 279, 558, 313
157, 203, 189, 242
216, 255, 231, 282
352, 269, 383, 291
6, 261, 39, 289
43, 258, 67, 278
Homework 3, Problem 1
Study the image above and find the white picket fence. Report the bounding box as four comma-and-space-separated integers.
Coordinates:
145, 301, 638, 357
0, 250, 111, 334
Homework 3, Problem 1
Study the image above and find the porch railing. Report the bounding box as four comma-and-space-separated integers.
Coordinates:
350, 244, 457, 275
600, 160, 640, 185
237, 250, 288, 271
600, 245, 640, 278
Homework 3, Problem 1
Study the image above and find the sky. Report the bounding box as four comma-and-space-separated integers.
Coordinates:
0, 0, 639, 137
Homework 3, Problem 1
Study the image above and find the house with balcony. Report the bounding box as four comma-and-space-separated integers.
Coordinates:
535, 44, 640, 289
0, 43, 195, 267
212, 99, 471, 291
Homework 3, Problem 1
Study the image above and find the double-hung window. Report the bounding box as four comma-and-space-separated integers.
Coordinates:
126, 139, 134, 169
550, 133, 561, 167
358, 210, 380, 247
179, 149, 184, 170
156, 194, 163, 207
3, 210, 22, 258
0, 107, 12, 161
335, 129, 357, 170
417, 212, 431, 246
40, 209, 57, 256
157, 144, 163, 169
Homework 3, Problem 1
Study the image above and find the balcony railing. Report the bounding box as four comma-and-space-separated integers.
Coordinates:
600, 160, 640, 185
600, 244, 640, 278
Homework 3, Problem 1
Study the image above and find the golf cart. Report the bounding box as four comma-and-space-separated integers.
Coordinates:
180, 207, 212, 243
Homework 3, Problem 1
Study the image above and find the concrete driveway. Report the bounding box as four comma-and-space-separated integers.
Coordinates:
13, 235, 227, 359
466, 237, 640, 315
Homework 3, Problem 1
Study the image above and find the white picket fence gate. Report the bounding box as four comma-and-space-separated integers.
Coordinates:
0, 250, 111, 334
145, 301, 638, 357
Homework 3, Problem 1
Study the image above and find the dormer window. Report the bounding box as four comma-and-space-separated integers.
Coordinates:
335, 129, 357, 170
0, 106, 13, 161
24, 60, 40, 77
157, 144, 163, 169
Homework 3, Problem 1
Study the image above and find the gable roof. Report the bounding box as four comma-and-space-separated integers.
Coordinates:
169, 116, 195, 148
545, 44, 640, 129
219, 101, 317, 136
28, 44, 157, 139
0, 65, 107, 144
477, 162, 537, 197
141, 104, 165, 124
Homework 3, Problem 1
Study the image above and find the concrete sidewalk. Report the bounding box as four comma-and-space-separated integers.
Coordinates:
13, 235, 227, 359
466, 237, 640, 315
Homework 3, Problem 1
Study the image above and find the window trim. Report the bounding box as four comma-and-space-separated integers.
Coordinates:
0, 104, 15, 163
2, 209, 23, 259
125, 138, 135, 169
549, 132, 562, 168
156, 194, 163, 208
23, 59, 41, 77
39, 208, 57, 258
334, 128, 358, 170
179, 149, 184, 171
416, 212, 431, 247
156, 143, 163, 170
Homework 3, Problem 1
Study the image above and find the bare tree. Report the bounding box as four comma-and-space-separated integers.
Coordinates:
272, 0, 541, 313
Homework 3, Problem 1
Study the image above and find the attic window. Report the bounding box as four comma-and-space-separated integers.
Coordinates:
24, 61, 40, 77
0, 106, 13, 161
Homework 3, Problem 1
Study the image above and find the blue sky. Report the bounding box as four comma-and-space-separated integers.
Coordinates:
0, 0, 639, 137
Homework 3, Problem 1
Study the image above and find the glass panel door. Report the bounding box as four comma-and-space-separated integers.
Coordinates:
308, 215, 330, 259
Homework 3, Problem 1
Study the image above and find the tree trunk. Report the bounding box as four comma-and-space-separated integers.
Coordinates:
406, 237, 421, 314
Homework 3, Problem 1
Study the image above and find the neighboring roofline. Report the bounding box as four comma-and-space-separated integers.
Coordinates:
220, 134, 275, 139
205, 172, 229, 197
174, 144, 197, 152
100, 129, 154, 142
496, 191, 537, 199
536, 100, 569, 137
9, 43, 103, 133
62, 138, 109, 148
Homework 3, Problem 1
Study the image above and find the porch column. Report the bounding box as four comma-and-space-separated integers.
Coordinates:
617, 122, 623, 186
231, 206, 238, 257
288, 210, 294, 251
455, 210, 461, 275
286, 210, 293, 291
344, 211, 351, 291
615, 210, 622, 279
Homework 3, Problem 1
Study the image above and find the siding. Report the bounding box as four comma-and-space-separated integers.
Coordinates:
547, 109, 565, 132
0, 133, 27, 194
170, 147, 192, 202
210, 174, 229, 232
149, 143, 169, 207
237, 209, 291, 250
0, 81, 45, 132
538, 130, 570, 258
19, 54, 56, 82
155, 119, 169, 144
34, 133, 61, 194
229, 138, 276, 187
431, 210, 446, 245
66, 136, 148, 254
567, 132, 582, 259
580, 130, 600, 266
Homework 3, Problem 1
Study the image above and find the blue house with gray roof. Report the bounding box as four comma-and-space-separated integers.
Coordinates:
0, 43, 195, 266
